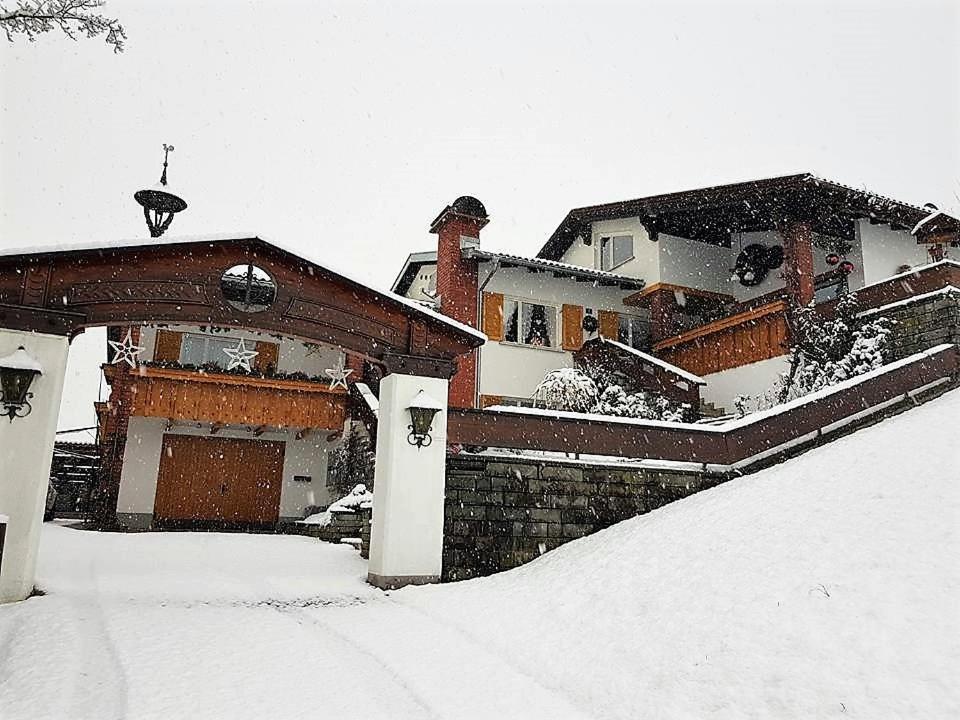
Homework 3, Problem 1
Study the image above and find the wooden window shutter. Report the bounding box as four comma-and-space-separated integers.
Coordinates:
482, 292, 504, 341
561, 304, 584, 351
254, 341, 279, 372
153, 330, 183, 362
599, 310, 619, 339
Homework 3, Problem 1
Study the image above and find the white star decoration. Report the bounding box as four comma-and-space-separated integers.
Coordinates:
222, 338, 259, 372
325, 358, 353, 391
108, 329, 144, 368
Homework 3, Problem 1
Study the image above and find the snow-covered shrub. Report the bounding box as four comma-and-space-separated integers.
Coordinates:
773, 292, 893, 404
300, 484, 373, 526
532, 368, 598, 412
534, 373, 688, 422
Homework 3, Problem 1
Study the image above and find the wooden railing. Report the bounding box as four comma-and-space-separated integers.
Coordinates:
448, 344, 958, 466
123, 366, 347, 430
652, 300, 789, 376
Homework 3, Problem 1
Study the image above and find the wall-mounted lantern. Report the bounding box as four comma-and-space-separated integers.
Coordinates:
406, 390, 443, 449
0, 346, 43, 421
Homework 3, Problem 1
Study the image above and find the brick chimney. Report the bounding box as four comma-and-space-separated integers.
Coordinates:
430, 196, 489, 408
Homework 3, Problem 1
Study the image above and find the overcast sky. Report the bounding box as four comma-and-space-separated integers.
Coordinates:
2, 0, 958, 431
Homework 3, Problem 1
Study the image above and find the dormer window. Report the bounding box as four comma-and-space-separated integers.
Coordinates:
600, 235, 634, 270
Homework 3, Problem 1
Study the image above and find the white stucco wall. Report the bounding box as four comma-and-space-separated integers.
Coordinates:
0, 329, 69, 603
404, 262, 438, 303
588, 217, 660, 282
700, 355, 791, 412
115, 418, 334, 522
857, 220, 930, 286
138, 325, 341, 377
477, 264, 643, 399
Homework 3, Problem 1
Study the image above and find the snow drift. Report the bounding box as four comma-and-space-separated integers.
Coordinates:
401, 389, 960, 718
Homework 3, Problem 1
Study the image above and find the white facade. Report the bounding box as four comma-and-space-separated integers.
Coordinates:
114, 325, 345, 528
699, 356, 792, 413
476, 263, 644, 400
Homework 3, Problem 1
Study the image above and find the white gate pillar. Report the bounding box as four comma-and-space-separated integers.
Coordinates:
0, 329, 69, 603
367, 373, 449, 589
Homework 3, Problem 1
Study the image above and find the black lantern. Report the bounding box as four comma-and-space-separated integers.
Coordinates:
134, 143, 188, 238
407, 390, 443, 449
0, 346, 43, 421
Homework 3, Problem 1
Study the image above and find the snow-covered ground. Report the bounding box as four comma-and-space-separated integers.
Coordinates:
2, 391, 958, 719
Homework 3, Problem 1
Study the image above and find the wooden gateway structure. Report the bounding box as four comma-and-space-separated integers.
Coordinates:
0, 234, 484, 530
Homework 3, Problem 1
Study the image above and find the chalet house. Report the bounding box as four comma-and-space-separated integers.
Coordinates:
393, 174, 959, 412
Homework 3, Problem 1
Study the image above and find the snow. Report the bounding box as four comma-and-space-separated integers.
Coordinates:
409, 389, 444, 410
853, 258, 960, 293
0, 346, 44, 373
354, 381, 380, 416
2, 390, 958, 718
596, 336, 706, 384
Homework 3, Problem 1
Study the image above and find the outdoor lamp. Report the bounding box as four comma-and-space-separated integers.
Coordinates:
0, 346, 43, 421
407, 390, 443, 449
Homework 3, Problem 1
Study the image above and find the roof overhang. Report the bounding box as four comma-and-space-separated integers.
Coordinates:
539, 173, 960, 260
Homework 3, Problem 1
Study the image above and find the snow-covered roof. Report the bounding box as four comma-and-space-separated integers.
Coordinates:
0, 232, 487, 344
391, 246, 645, 295
592, 337, 706, 384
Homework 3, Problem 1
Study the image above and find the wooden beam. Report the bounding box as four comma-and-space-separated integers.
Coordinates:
210, 422, 225, 435
295, 427, 313, 441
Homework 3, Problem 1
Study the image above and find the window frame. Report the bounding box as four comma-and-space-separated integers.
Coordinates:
500, 297, 563, 351
178, 333, 270, 369
616, 313, 650, 351
599, 234, 635, 271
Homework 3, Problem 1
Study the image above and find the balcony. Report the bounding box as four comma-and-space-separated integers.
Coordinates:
110, 365, 347, 431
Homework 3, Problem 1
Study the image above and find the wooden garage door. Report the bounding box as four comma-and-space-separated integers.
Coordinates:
154, 435, 285, 525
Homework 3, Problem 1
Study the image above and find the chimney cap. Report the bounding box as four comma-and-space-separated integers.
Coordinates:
430, 195, 489, 232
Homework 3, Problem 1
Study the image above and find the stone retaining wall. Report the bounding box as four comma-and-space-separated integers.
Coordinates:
881, 291, 960, 361
443, 455, 721, 581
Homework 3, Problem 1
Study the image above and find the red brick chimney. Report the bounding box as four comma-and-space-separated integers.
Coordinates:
430, 196, 489, 408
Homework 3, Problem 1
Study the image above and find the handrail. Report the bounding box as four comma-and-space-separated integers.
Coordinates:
653, 300, 788, 351
124, 365, 346, 393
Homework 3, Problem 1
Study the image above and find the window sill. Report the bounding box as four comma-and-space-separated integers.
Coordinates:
599, 256, 635, 273
496, 340, 566, 354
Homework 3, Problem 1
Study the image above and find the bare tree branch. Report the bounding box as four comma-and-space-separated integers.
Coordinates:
1, 0, 126, 52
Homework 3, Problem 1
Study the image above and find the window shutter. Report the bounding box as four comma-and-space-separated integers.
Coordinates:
254, 341, 279, 372
561, 304, 584, 351
599, 311, 619, 340
154, 330, 183, 362
482, 292, 504, 341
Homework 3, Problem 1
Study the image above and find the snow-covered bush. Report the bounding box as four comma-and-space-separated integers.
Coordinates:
737, 293, 893, 411
532, 368, 598, 412
300, 484, 373, 527
533, 371, 688, 422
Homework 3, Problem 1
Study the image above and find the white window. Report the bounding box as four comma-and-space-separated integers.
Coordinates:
180, 334, 251, 370
617, 314, 649, 350
600, 235, 634, 270
503, 299, 559, 348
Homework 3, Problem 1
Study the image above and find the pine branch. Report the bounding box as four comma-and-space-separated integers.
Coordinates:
1, 0, 126, 52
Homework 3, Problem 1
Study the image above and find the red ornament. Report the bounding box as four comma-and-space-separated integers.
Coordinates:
839, 260, 855, 275
825, 253, 840, 266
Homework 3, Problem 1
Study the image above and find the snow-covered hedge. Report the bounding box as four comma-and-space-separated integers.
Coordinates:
532, 368, 687, 422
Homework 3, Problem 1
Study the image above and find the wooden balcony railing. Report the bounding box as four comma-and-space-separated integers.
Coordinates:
652, 300, 789, 376
122, 366, 347, 431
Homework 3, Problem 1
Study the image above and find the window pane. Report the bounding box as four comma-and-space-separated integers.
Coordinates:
179, 335, 205, 365
521, 302, 555, 347
612, 235, 633, 267
504, 300, 519, 342
600, 237, 611, 270
209, 337, 240, 369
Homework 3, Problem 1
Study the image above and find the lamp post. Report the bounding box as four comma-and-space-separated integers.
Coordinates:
406, 390, 443, 449
0, 346, 43, 421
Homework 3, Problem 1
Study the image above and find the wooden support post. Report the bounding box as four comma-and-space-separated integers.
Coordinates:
781, 220, 815, 307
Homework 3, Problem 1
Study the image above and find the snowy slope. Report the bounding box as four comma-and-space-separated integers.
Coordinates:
0, 391, 957, 719
400, 389, 960, 719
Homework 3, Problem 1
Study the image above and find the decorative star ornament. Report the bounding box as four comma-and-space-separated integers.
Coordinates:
108, 329, 145, 368
325, 358, 353, 391
222, 338, 259, 372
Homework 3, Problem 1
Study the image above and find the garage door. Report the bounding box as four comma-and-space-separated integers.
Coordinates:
154, 435, 285, 525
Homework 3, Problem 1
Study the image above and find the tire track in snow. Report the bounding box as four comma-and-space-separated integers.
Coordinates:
65, 555, 129, 720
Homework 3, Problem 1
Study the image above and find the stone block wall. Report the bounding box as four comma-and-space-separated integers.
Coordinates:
443, 455, 721, 581
880, 291, 960, 361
